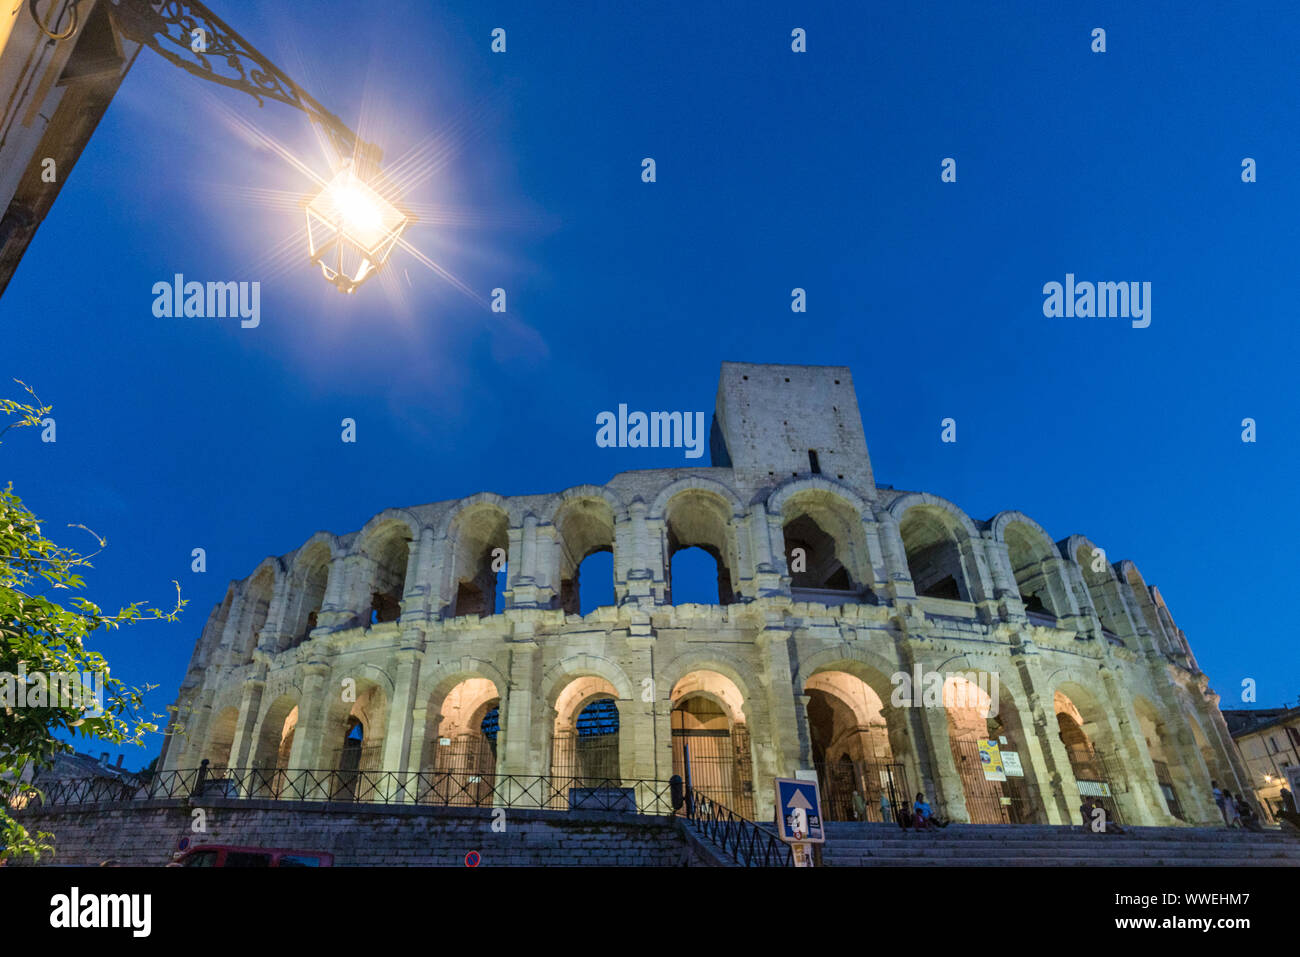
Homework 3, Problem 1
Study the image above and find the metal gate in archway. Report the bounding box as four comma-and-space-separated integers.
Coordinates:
814, 757, 910, 823
949, 737, 1040, 824
1067, 745, 1127, 827
671, 713, 754, 818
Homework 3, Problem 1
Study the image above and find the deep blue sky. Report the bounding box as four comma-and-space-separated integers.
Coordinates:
4, 1, 1296, 768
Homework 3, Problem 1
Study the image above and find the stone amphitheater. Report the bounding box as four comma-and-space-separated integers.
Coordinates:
159, 360, 1252, 831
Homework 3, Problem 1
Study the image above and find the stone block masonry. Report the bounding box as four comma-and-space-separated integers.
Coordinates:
14, 800, 705, 867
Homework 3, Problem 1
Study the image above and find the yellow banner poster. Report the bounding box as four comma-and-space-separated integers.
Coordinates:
978, 738, 1007, 782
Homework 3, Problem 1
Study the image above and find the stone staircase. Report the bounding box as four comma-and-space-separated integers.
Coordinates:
818, 822, 1300, 866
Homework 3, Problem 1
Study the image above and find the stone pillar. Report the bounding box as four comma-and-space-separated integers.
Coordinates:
1009, 655, 1074, 825
381, 647, 425, 801
288, 664, 332, 774
227, 679, 265, 770
876, 514, 916, 600
755, 625, 809, 822
500, 634, 542, 781
621, 499, 657, 604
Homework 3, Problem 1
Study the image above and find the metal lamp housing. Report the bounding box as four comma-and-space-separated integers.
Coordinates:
306, 167, 407, 294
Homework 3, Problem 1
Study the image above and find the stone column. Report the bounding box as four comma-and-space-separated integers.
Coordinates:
381, 647, 425, 801
287, 664, 332, 774
227, 679, 265, 771
621, 500, 658, 604
1009, 655, 1074, 825
499, 633, 542, 805
876, 514, 916, 600
755, 625, 809, 822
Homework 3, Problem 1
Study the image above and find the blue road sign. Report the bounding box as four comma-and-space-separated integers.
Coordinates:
774, 777, 825, 844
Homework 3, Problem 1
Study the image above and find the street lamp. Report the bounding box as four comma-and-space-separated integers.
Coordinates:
29, 0, 408, 294
306, 165, 409, 294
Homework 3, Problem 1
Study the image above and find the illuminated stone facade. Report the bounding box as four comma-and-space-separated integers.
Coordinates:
160, 361, 1249, 827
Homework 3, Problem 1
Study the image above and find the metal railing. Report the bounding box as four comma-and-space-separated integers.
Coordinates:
679, 788, 792, 867
6, 765, 678, 816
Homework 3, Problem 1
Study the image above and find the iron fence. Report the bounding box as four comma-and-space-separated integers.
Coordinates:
679, 787, 792, 867
5, 764, 680, 816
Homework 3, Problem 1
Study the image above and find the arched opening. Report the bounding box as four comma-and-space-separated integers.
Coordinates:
670, 671, 753, 817
664, 491, 736, 606
1055, 688, 1126, 826
365, 524, 411, 625
669, 547, 723, 605
780, 489, 871, 602
205, 705, 240, 770
448, 506, 509, 618
1074, 545, 1128, 639
785, 515, 853, 589
900, 507, 972, 601
804, 671, 907, 822
942, 675, 1040, 824
285, 542, 331, 648
555, 497, 616, 615
424, 677, 499, 805
233, 568, 273, 663
1004, 522, 1060, 620
550, 676, 622, 802
1133, 697, 1190, 822
251, 696, 298, 798
325, 681, 387, 800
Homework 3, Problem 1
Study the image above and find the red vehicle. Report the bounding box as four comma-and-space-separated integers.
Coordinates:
175, 845, 334, 867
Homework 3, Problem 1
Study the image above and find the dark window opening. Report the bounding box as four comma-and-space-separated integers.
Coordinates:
808, 450, 821, 474
481, 707, 499, 744
920, 575, 962, 601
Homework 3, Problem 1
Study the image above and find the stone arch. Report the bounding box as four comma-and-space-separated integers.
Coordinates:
1120, 562, 1164, 636
543, 484, 628, 526
1053, 681, 1131, 825
355, 513, 419, 625
1132, 694, 1193, 822
802, 666, 906, 822
935, 663, 1046, 825
282, 537, 336, 649
1067, 536, 1131, 637
251, 692, 300, 796
204, 705, 240, 769
892, 495, 983, 602
552, 493, 619, 615
543, 654, 636, 709
660, 650, 758, 717
443, 500, 511, 618
771, 481, 874, 596
321, 670, 390, 790
670, 669, 756, 817
649, 475, 745, 521
658, 485, 742, 606
228, 560, 278, 664
422, 674, 502, 805
996, 512, 1067, 619
549, 675, 624, 789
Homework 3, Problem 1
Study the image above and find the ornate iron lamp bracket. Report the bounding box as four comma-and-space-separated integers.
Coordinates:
103, 0, 382, 168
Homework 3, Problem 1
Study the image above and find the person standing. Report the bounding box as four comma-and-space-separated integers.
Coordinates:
1211, 779, 1228, 825
1281, 785, 1296, 815
851, 789, 868, 822
1223, 790, 1242, 827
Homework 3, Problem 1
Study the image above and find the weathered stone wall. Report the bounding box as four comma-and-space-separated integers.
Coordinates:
14, 800, 699, 867
154, 361, 1250, 833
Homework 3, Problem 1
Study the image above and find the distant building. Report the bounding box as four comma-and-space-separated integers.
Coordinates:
1223, 706, 1300, 820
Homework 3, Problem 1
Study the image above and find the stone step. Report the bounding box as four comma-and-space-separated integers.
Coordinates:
820, 857, 1290, 867
824, 845, 1297, 859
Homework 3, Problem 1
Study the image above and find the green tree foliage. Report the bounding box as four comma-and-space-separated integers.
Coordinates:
1, 381, 184, 861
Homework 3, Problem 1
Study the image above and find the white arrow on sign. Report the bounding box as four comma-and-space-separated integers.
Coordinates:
786, 789, 813, 811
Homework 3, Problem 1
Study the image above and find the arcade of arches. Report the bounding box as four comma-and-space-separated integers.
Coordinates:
163, 363, 1248, 828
